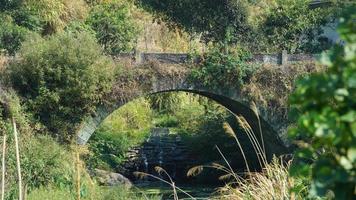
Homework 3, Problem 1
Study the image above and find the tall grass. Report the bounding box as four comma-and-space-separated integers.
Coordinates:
217, 157, 304, 200
134, 167, 196, 200
187, 104, 306, 200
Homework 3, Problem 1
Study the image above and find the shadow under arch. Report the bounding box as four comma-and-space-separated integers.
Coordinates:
77, 88, 289, 161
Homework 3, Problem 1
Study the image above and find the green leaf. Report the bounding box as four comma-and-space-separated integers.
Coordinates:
347, 73, 356, 88
334, 88, 349, 101
347, 148, 356, 163
339, 156, 353, 170
340, 111, 356, 122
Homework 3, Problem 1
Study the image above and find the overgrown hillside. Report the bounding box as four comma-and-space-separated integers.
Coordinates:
0, 0, 354, 199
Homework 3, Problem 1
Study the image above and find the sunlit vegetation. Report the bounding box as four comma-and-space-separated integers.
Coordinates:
0, 0, 354, 199
8, 31, 115, 141
85, 98, 153, 171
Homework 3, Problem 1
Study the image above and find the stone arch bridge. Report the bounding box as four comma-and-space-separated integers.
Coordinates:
77, 51, 317, 159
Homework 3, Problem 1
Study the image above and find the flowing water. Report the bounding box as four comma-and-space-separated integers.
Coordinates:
122, 127, 221, 199
135, 182, 218, 200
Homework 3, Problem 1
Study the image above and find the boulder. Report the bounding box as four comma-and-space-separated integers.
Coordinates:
94, 169, 133, 188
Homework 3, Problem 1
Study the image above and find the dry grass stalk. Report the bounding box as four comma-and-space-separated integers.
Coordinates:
76, 147, 81, 200
250, 102, 265, 156
12, 119, 22, 200
223, 122, 251, 173
217, 157, 299, 200
134, 167, 196, 200
0, 55, 8, 74
1, 135, 6, 200
188, 103, 299, 199
237, 115, 267, 167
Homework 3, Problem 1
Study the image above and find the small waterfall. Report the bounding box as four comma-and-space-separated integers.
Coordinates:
142, 154, 148, 173
123, 127, 195, 182
171, 144, 177, 179
158, 134, 163, 166
142, 153, 149, 181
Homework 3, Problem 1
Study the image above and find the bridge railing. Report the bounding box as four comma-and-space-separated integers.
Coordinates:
112, 50, 318, 65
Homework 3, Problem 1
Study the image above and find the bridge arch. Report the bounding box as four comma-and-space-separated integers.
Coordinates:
77, 52, 316, 158
77, 79, 289, 159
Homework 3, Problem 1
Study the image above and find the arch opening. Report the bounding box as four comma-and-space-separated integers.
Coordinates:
80, 90, 289, 187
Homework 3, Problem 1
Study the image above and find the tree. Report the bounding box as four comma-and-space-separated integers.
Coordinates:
257, 0, 337, 53
0, 16, 32, 55
136, 0, 339, 53
289, 7, 356, 199
9, 32, 115, 141
86, 0, 139, 54
1, 0, 88, 35
135, 0, 250, 43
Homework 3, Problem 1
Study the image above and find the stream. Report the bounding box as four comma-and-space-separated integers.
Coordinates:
135, 182, 218, 200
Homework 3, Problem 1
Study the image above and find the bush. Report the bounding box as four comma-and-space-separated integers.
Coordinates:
27, 185, 160, 200
189, 45, 256, 89
1, 133, 76, 200
11, 0, 88, 35
136, 0, 250, 43
9, 31, 115, 141
86, 98, 152, 170
0, 16, 33, 55
220, 157, 308, 200
289, 8, 356, 199
153, 114, 179, 128
256, 0, 336, 53
64, 21, 96, 35
86, 0, 140, 54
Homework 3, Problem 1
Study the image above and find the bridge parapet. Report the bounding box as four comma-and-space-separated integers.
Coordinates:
112, 51, 318, 65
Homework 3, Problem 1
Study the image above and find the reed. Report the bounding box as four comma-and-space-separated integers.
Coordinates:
187, 102, 302, 200
216, 157, 301, 200
1, 134, 6, 200
134, 167, 196, 200
12, 118, 23, 200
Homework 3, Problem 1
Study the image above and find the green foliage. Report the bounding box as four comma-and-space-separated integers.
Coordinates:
99, 186, 160, 200
64, 21, 95, 35
0, 16, 33, 55
289, 8, 356, 199
27, 187, 74, 200
1, 0, 88, 35
153, 114, 179, 128
137, 0, 340, 53
28, 185, 160, 200
2, 133, 76, 200
254, 0, 337, 53
0, 0, 22, 11
86, 0, 140, 54
9, 32, 115, 141
86, 98, 152, 170
136, 0, 250, 43
189, 45, 256, 89
147, 93, 182, 114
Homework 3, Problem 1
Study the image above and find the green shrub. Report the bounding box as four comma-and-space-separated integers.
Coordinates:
189, 45, 256, 89
27, 185, 160, 200
0, 16, 33, 55
27, 187, 74, 200
64, 21, 96, 35
147, 93, 183, 114
9, 31, 115, 141
11, 0, 89, 35
0, 0, 22, 11
255, 0, 337, 53
289, 8, 356, 199
86, 98, 152, 170
136, 0, 250, 43
153, 114, 179, 128
2, 134, 76, 200
86, 0, 140, 54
